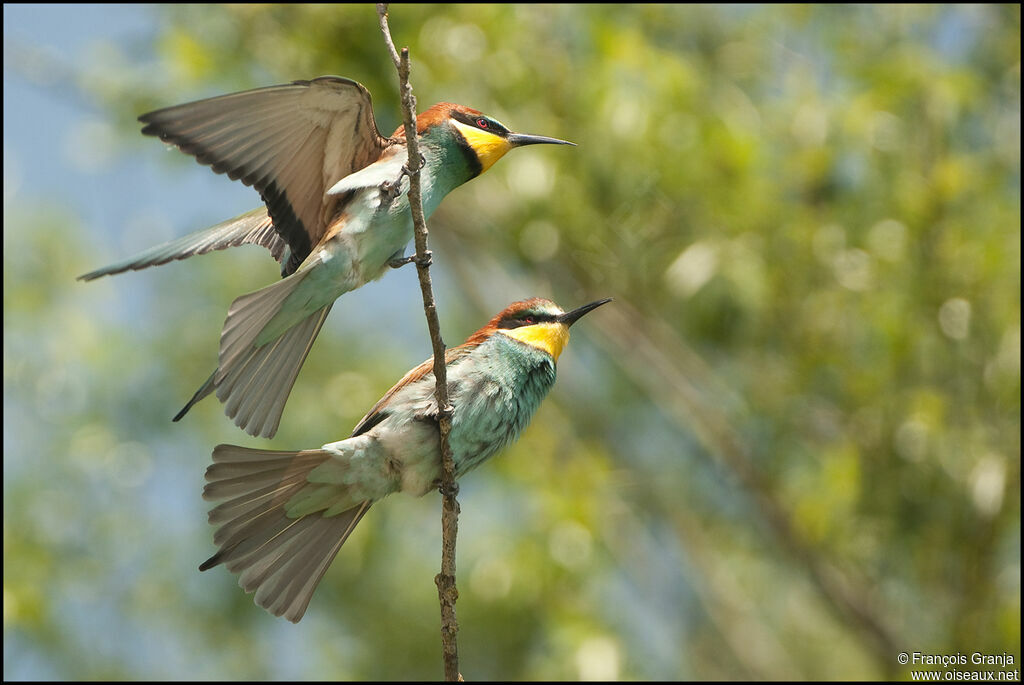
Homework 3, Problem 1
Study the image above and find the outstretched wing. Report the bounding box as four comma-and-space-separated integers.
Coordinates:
139, 76, 392, 275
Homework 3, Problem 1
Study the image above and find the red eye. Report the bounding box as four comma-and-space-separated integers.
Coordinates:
523, 316, 535, 324
476, 117, 489, 129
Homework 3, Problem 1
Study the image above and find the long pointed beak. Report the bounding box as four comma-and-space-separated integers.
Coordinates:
507, 132, 576, 147
558, 298, 613, 327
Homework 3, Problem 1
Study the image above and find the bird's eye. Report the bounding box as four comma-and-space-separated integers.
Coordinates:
476, 117, 489, 129
523, 316, 535, 324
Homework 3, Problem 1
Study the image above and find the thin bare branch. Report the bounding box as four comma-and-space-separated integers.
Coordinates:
377, 4, 461, 681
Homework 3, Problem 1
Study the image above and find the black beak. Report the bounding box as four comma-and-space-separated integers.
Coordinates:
507, 132, 576, 147
558, 298, 613, 327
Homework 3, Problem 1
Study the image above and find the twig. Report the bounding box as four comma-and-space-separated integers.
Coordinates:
376, 4, 461, 682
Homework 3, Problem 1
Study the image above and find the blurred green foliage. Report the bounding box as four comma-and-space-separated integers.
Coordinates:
4, 4, 1019, 680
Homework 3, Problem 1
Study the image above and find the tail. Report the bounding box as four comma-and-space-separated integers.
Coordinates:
201, 444, 372, 623
173, 371, 215, 422
171, 272, 333, 435
211, 271, 333, 438
77, 207, 291, 281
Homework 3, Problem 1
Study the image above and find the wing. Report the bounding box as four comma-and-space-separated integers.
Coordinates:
139, 76, 393, 274
350, 342, 480, 438
77, 207, 289, 281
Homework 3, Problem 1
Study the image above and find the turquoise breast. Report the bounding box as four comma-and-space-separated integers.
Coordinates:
447, 335, 557, 477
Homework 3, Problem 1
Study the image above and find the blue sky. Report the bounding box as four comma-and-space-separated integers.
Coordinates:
5, 4, 166, 239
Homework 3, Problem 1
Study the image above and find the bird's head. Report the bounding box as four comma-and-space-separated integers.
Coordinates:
467, 297, 612, 361
405, 103, 574, 177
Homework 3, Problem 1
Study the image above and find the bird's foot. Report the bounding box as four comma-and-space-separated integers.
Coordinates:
402, 153, 426, 176
388, 254, 415, 269
438, 479, 459, 498
388, 250, 432, 269
385, 249, 430, 268
379, 179, 402, 204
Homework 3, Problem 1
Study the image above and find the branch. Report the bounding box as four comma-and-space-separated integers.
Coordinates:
377, 4, 461, 682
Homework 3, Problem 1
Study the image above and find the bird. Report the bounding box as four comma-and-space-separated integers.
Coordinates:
198, 296, 611, 622
78, 76, 574, 438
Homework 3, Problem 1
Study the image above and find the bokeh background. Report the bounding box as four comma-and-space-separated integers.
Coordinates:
3, 4, 1020, 680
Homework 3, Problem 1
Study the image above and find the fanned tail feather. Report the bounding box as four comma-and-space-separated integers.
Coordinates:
173, 371, 215, 422
201, 444, 371, 623
77, 207, 289, 281
212, 272, 332, 437
170, 271, 333, 436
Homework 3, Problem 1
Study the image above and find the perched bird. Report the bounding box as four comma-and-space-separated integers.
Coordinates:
79, 76, 574, 438
199, 296, 611, 622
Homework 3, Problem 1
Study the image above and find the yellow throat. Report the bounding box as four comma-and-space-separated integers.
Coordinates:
451, 120, 513, 173
500, 322, 570, 361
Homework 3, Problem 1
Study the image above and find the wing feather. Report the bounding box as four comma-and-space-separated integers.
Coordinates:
349, 341, 480, 437
77, 208, 288, 280
139, 76, 392, 270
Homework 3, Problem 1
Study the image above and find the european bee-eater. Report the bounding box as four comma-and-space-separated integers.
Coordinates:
198, 296, 611, 622
79, 76, 574, 438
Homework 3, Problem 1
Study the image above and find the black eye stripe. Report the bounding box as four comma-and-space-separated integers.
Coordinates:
452, 110, 509, 136
497, 312, 556, 329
